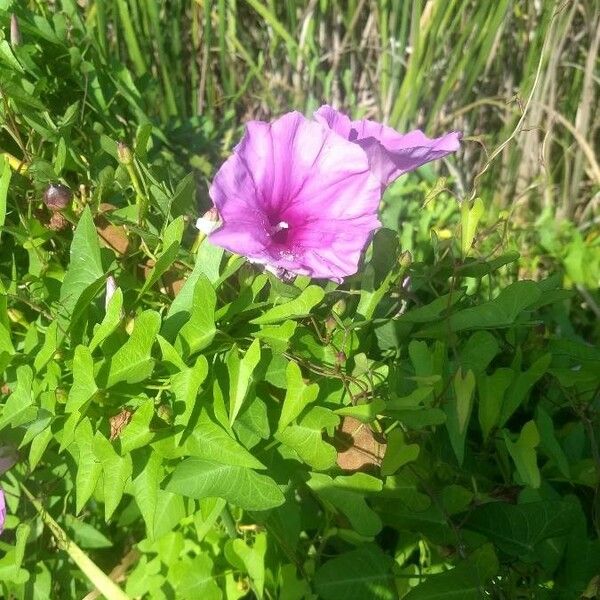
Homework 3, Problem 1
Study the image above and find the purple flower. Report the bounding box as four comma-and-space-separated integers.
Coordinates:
314, 105, 461, 187
0, 488, 5, 535
208, 108, 461, 281
209, 111, 382, 281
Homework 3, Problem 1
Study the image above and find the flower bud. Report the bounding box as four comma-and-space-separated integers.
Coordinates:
399, 250, 412, 269
105, 275, 118, 311
48, 212, 69, 231
332, 298, 347, 318
335, 351, 347, 365
117, 142, 133, 166
43, 183, 72, 212
157, 404, 173, 424
195, 206, 221, 236
325, 316, 337, 334
10, 14, 21, 47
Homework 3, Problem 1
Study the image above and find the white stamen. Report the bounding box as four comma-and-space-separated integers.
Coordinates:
271, 220, 289, 234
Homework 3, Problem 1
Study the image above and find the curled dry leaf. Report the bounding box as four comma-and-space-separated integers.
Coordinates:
109, 408, 134, 440
96, 203, 129, 255
334, 416, 386, 473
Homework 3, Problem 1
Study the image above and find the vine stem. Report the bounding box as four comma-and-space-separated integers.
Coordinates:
20, 483, 131, 600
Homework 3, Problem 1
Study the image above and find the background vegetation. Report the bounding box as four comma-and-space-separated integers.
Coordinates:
0, 0, 599, 598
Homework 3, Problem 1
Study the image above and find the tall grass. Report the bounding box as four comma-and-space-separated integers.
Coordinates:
18, 0, 600, 222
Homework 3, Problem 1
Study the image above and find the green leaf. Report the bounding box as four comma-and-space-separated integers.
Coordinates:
313, 545, 395, 600
100, 310, 161, 387
227, 534, 267, 599
169, 554, 222, 600
64, 515, 113, 549
381, 429, 420, 475
61, 346, 98, 450
0, 365, 36, 432
163, 241, 223, 339
465, 500, 578, 558
139, 217, 184, 297
418, 281, 542, 336
119, 399, 155, 453
184, 410, 266, 469
133, 451, 162, 538
385, 387, 434, 411
58, 206, 104, 331
228, 339, 261, 425
499, 353, 551, 426
308, 473, 382, 537
276, 406, 338, 470
166, 458, 285, 511
93, 433, 132, 520
477, 368, 513, 441
444, 368, 476, 465
73, 419, 102, 514
33, 321, 59, 373
171, 356, 208, 442
250, 285, 324, 325
458, 331, 499, 373
397, 291, 465, 324
503, 420, 540, 488
152, 490, 186, 540
252, 320, 297, 351
175, 275, 216, 357
461, 197, 484, 256
404, 544, 499, 599
277, 360, 319, 431
535, 406, 570, 478
334, 398, 386, 423
0, 156, 12, 241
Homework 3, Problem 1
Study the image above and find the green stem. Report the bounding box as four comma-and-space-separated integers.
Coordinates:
20, 483, 131, 600
125, 163, 147, 225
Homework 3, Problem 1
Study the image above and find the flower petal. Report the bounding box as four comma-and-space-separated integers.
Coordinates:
290, 216, 381, 280
315, 105, 461, 186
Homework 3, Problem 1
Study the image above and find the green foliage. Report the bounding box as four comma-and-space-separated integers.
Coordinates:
0, 2, 599, 600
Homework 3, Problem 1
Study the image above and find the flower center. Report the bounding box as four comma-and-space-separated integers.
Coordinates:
269, 220, 290, 245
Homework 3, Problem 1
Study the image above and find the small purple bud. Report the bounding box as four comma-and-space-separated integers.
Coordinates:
43, 184, 72, 212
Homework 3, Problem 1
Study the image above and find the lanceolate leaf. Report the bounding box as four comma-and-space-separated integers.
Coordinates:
58, 206, 104, 330
314, 545, 395, 600
175, 275, 216, 357
228, 340, 261, 425
250, 285, 324, 325
99, 310, 161, 387
166, 458, 284, 511
465, 501, 578, 557
184, 410, 266, 469
276, 407, 338, 471
277, 360, 319, 431
404, 544, 499, 599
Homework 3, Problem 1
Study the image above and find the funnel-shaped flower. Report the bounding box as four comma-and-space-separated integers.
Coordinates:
209, 111, 382, 281
314, 105, 461, 187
